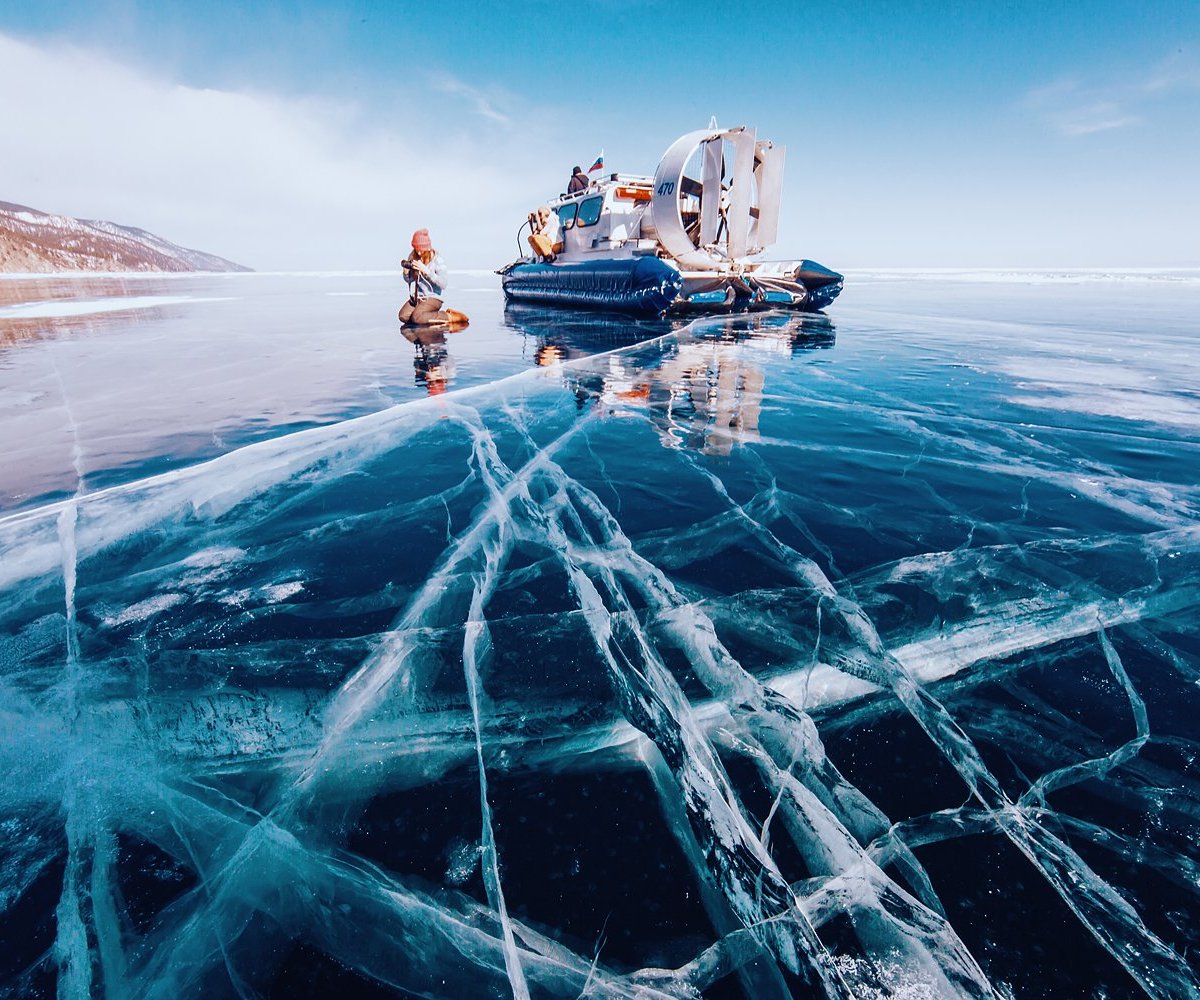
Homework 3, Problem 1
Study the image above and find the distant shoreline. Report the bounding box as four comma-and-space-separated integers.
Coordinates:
1, 199, 251, 275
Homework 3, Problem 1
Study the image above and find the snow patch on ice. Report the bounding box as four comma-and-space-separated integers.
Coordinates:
0, 296, 237, 319
103, 592, 189, 627
848, 267, 1200, 285
444, 839, 483, 885
218, 580, 304, 607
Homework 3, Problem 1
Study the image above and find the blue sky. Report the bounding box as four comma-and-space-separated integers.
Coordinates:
2, 1, 1197, 268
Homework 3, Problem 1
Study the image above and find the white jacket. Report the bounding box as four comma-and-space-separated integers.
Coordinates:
407, 253, 447, 298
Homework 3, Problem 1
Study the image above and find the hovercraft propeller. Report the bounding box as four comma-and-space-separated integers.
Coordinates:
650, 125, 786, 271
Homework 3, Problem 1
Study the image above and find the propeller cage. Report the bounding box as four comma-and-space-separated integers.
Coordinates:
649, 126, 786, 271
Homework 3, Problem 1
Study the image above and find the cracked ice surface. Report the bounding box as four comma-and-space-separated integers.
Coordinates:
1, 279, 1200, 997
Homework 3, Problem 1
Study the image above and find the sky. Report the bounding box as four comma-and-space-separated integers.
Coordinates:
1, 1, 1197, 270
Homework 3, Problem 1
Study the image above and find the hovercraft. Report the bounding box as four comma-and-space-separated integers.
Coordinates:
498, 124, 843, 316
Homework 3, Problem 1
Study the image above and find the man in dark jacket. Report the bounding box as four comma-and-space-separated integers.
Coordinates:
567, 165, 588, 194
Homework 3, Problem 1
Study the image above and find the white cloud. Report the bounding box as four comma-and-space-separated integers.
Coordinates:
1140, 50, 1200, 95
432, 74, 513, 125
1026, 52, 1200, 137
1025, 79, 1139, 135
0, 33, 558, 269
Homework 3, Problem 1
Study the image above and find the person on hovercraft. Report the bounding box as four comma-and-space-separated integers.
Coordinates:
567, 165, 589, 195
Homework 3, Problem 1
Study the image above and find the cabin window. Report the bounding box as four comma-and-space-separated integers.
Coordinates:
577, 196, 603, 228
557, 203, 578, 230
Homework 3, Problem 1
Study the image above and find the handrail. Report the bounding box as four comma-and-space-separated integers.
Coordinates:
515, 217, 533, 259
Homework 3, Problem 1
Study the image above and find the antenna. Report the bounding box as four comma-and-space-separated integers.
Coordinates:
707, 115, 719, 130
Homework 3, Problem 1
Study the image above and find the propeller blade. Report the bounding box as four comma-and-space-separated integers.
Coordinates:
726, 127, 756, 258
753, 141, 785, 248
699, 138, 723, 245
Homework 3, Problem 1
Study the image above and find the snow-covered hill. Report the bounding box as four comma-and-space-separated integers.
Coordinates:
0, 200, 251, 273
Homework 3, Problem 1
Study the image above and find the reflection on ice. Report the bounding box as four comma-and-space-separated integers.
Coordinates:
0, 274, 521, 511
505, 305, 836, 455
401, 324, 458, 396
1, 292, 1199, 997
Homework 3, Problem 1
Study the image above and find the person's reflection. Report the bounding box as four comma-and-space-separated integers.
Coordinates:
533, 342, 564, 367
401, 325, 455, 396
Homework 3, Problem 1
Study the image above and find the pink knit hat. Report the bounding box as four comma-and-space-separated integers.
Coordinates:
411, 228, 432, 251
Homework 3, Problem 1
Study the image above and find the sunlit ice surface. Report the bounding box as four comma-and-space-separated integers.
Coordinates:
1, 270, 1199, 997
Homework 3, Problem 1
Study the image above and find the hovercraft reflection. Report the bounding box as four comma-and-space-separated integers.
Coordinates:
502, 301, 681, 366
500, 125, 844, 316
505, 305, 836, 454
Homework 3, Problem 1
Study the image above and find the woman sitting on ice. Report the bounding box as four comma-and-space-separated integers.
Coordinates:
399, 228, 468, 328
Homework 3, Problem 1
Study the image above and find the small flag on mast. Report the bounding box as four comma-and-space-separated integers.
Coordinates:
588, 150, 604, 173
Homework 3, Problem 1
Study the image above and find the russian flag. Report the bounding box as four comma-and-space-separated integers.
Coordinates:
588, 150, 604, 173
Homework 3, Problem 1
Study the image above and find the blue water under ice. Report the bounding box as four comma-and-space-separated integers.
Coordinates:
1, 270, 1199, 998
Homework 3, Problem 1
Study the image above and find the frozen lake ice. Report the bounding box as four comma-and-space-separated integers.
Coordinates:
1, 270, 1199, 997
